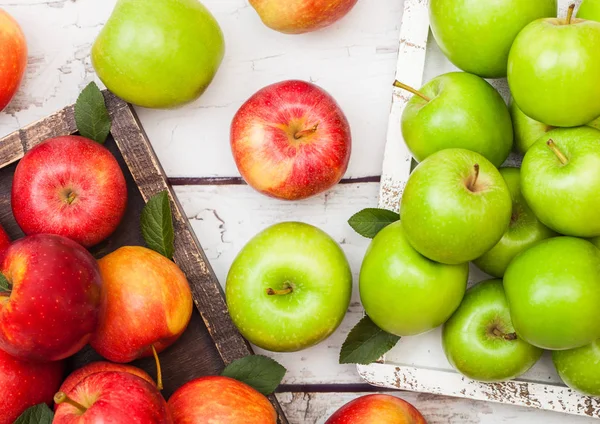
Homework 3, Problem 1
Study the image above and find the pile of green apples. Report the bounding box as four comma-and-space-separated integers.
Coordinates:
361, 0, 600, 396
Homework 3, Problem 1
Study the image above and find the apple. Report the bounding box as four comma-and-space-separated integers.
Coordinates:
231, 80, 351, 201
510, 101, 554, 154
443, 279, 542, 382
508, 5, 600, 127
521, 127, 600, 237
399, 72, 513, 167
92, 0, 225, 108
504, 237, 600, 350
359, 221, 467, 336
325, 394, 426, 424
577, 0, 600, 21
53, 371, 172, 423
12, 135, 127, 247
0, 234, 102, 361
400, 148, 512, 265
0, 348, 64, 424
0, 9, 27, 112
473, 168, 555, 278
552, 339, 600, 396
90, 246, 193, 365
168, 376, 276, 424
226, 222, 352, 352
429, 0, 557, 78
249, 0, 358, 34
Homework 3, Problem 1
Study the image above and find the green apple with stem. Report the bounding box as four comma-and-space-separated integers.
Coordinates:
359, 221, 468, 336
508, 4, 600, 127
397, 72, 513, 167
521, 127, 600, 237
429, 0, 557, 78
400, 148, 512, 265
553, 339, 600, 395
443, 279, 542, 382
473, 167, 555, 278
577, 0, 600, 21
504, 237, 600, 350
226, 222, 352, 352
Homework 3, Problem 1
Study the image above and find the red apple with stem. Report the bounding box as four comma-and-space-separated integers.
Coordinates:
0, 348, 64, 424
53, 371, 172, 423
231, 80, 351, 200
0, 234, 102, 361
0, 9, 27, 112
12, 135, 127, 247
325, 394, 427, 424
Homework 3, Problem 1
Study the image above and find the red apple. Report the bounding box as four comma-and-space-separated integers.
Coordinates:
0, 224, 10, 254
12, 135, 127, 247
168, 376, 277, 424
53, 371, 172, 423
231, 80, 351, 200
249, 0, 358, 34
90, 246, 193, 365
0, 234, 102, 361
0, 9, 27, 112
0, 348, 64, 424
325, 394, 427, 424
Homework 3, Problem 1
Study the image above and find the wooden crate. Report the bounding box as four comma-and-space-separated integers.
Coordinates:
0, 92, 288, 423
357, 0, 600, 419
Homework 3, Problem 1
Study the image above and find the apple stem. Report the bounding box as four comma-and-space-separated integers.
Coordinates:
54, 392, 88, 413
65, 190, 77, 205
294, 123, 319, 140
151, 345, 163, 391
546, 139, 568, 165
566, 3, 575, 24
492, 328, 518, 341
466, 164, 480, 192
266, 283, 293, 296
393, 80, 430, 102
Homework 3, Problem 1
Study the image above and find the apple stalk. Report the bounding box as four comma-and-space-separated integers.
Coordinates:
54, 392, 88, 413
151, 345, 163, 391
492, 328, 518, 341
266, 283, 293, 296
566, 3, 575, 25
546, 140, 568, 165
393, 80, 430, 102
466, 164, 480, 192
294, 124, 319, 140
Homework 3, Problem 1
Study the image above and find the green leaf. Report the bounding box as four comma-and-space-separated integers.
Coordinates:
348, 208, 399, 238
221, 355, 286, 395
14, 403, 54, 424
0, 273, 10, 293
339, 315, 400, 365
141, 191, 175, 260
75, 82, 111, 144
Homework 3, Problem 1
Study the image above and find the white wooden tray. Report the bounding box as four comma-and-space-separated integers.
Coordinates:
358, 0, 600, 419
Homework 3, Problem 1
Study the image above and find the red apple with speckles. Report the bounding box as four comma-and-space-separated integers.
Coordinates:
325, 394, 427, 424
168, 376, 277, 424
53, 371, 172, 424
0, 234, 102, 361
0, 9, 27, 112
0, 348, 64, 424
231, 80, 351, 201
12, 135, 127, 247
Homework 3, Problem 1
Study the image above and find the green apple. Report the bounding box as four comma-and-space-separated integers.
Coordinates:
92, 0, 225, 108
400, 148, 512, 265
226, 222, 352, 352
552, 339, 600, 396
521, 127, 600, 237
399, 72, 512, 167
578, 0, 600, 21
443, 279, 542, 382
510, 101, 554, 154
473, 168, 555, 278
508, 6, 600, 127
429, 0, 556, 78
504, 237, 600, 350
359, 221, 468, 336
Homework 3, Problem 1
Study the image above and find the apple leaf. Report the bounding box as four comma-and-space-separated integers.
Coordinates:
14, 403, 54, 424
141, 191, 175, 260
0, 273, 10, 293
348, 208, 399, 238
339, 315, 400, 365
75, 81, 111, 144
221, 355, 286, 395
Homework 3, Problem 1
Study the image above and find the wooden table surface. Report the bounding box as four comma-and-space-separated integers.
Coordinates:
0, 0, 596, 422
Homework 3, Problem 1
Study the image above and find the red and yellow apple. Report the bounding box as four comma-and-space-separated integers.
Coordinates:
0, 348, 64, 424
325, 394, 427, 424
231, 80, 351, 200
168, 376, 277, 423
53, 371, 172, 423
249, 0, 358, 34
12, 135, 127, 247
0, 234, 102, 361
0, 9, 27, 112
90, 246, 193, 363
